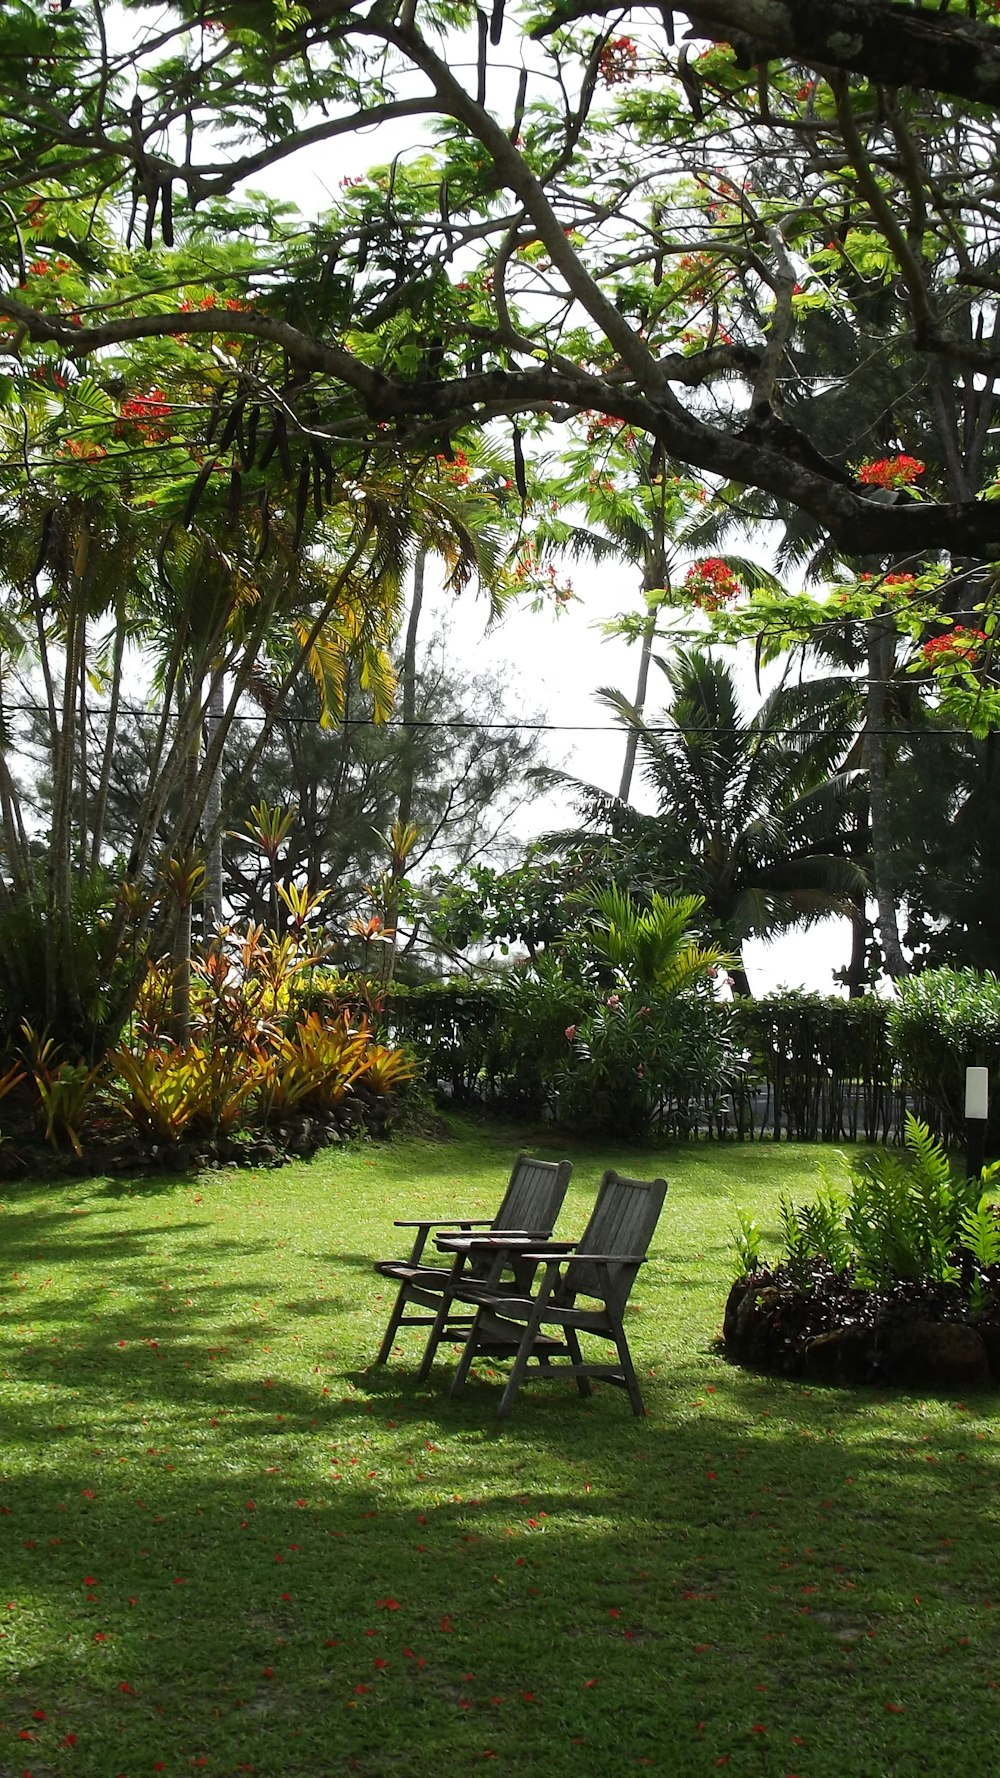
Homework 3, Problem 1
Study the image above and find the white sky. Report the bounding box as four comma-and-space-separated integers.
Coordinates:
420, 564, 855, 997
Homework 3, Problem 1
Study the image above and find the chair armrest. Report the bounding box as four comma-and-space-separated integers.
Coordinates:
436, 1233, 572, 1254
393, 1217, 494, 1230
521, 1251, 648, 1264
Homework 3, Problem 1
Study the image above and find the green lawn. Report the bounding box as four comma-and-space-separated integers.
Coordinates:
1, 1120, 998, 1778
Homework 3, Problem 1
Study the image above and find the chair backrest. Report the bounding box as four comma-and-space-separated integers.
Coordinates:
493, 1154, 572, 1238
563, 1170, 668, 1306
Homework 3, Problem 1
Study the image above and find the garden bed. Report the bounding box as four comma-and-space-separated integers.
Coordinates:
724, 1263, 1000, 1388
0, 1085, 377, 1181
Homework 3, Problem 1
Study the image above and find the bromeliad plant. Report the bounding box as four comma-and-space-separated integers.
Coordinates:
19, 1023, 104, 1157
260, 1011, 372, 1118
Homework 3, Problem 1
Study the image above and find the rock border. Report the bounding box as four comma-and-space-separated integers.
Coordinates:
724, 1272, 1000, 1389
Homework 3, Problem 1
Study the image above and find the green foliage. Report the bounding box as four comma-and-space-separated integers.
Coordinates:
845, 1116, 977, 1289
958, 1193, 1000, 1272
730, 1208, 763, 1280
887, 967, 1000, 1146
585, 886, 730, 994
553, 987, 737, 1140
773, 1115, 984, 1294
0, 873, 129, 1059
778, 1187, 851, 1289
20, 1023, 103, 1156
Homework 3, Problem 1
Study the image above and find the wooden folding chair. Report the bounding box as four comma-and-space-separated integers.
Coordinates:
440, 1169, 668, 1417
371, 1153, 572, 1369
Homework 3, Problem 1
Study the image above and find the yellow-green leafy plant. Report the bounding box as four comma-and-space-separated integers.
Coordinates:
111, 1043, 260, 1143
263, 1012, 371, 1118
361, 1041, 418, 1097
20, 1024, 103, 1156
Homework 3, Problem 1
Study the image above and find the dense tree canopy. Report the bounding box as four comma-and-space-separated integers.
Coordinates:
5, 0, 1000, 1021
2, 0, 1000, 567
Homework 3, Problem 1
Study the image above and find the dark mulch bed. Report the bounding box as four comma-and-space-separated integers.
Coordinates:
724, 1259, 1000, 1389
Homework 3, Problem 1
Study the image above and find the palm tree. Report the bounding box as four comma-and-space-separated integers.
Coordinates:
520, 432, 689, 802
587, 648, 867, 995
585, 885, 730, 993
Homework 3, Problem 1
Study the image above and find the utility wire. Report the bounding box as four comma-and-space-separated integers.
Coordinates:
0, 700, 995, 739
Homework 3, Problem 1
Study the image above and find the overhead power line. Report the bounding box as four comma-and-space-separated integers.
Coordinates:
0, 700, 995, 740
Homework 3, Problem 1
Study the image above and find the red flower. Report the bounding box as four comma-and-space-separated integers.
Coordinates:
598, 35, 639, 85
857, 454, 925, 489
685, 557, 742, 611
922, 627, 986, 667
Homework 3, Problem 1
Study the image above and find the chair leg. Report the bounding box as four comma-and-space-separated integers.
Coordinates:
495, 1298, 551, 1420
373, 1283, 411, 1365
418, 1253, 477, 1383
564, 1326, 593, 1397
415, 1290, 458, 1382
449, 1304, 487, 1398
611, 1317, 646, 1416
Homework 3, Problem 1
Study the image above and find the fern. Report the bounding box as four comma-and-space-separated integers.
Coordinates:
959, 1196, 1000, 1271
730, 1207, 763, 1281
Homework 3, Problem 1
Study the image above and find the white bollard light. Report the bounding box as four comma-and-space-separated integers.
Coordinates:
965, 1067, 989, 1122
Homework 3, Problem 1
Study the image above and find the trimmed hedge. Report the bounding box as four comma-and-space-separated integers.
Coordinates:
297, 971, 1000, 1147
888, 967, 1000, 1148
730, 993, 905, 1143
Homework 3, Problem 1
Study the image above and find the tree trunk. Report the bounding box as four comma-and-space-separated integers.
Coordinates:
169, 683, 202, 1046
90, 589, 128, 871
77, 619, 88, 881
381, 547, 425, 987
618, 607, 655, 803
203, 667, 226, 936
865, 621, 909, 979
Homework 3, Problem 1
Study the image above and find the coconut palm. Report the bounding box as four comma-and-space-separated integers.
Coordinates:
581, 648, 867, 995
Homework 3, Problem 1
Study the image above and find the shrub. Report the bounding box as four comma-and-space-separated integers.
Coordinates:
553, 988, 737, 1139
111, 1043, 260, 1143
887, 966, 1000, 1146
21, 1024, 104, 1156
731, 991, 899, 1142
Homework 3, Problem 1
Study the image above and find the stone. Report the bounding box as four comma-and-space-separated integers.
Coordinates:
882, 1318, 991, 1389
803, 1326, 875, 1385
973, 1310, 1000, 1382
724, 1284, 790, 1368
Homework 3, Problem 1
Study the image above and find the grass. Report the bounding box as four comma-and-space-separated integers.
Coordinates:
1, 1116, 998, 1778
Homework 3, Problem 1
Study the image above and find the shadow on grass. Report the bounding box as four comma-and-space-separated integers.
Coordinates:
0, 1352, 997, 1778
2, 1142, 998, 1776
